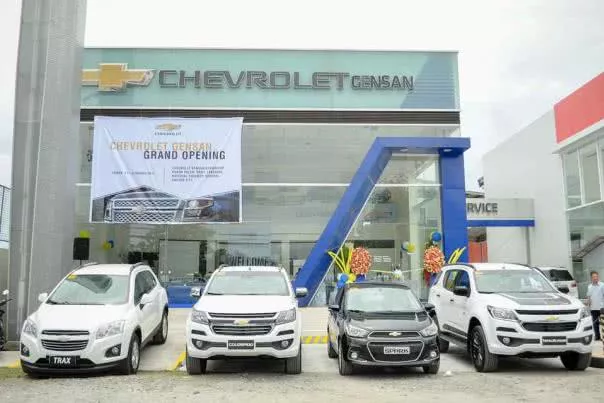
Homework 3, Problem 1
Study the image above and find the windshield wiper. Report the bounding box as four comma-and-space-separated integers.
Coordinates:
206, 292, 223, 296
346, 309, 365, 314
46, 299, 72, 305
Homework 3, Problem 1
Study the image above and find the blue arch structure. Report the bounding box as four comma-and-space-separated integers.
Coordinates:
294, 136, 471, 306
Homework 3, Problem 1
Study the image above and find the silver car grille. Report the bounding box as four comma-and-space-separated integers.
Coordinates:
209, 312, 276, 319
42, 339, 89, 351
113, 199, 180, 209
113, 211, 177, 223
41, 330, 90, 336
211, 325, 273, 336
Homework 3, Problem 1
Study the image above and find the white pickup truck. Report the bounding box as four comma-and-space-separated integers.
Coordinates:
429, 263, 593, 372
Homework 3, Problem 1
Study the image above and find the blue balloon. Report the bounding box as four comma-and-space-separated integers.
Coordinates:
356, 274, 365, 283
340, 274, 349, 283
336, 279, 346, 289
431, 232, 442, 242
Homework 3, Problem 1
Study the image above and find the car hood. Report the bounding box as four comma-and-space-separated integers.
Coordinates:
31, 303, 129, 332
348, 312, 430, 332
483, 292, 580, 309
194, 295, 295, 314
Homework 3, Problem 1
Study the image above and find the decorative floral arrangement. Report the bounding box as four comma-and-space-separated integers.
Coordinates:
423, 245, 445, 274
328, 245, 373, 288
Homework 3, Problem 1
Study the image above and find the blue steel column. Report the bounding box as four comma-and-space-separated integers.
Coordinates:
439, 152, 469, 262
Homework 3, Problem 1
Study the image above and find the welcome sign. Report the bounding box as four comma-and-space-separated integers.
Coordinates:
90, 116, 242, 224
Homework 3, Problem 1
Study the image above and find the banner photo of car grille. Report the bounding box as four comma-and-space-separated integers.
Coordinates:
90, 116, 242, 224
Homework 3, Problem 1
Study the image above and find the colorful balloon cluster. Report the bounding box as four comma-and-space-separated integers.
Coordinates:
328, 245, 372, 289
102, 240, 114, 250
402, 241, 416, 254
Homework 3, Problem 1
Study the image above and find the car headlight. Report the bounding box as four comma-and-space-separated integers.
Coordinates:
276, 308, 296, 325
22, 319, 38, 338
420, 321, 438, 337
487, 306, 519, 322
345, 323, 369, 338
96, 320, 125, 339
580, 307, 591, 320
191, 309, 209, 325
188, 200, 199, 208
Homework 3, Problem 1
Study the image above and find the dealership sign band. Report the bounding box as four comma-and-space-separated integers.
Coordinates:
90, 116, 242, 224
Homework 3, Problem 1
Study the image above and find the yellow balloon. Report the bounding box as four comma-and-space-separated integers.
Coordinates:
102, 242, 111, 250
348, 273, 357, 283
79, 230, 90, 239
407, 243, 416, 253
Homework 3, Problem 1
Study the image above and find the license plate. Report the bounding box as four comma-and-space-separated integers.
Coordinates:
48, 356, 78, 367
542, 336, 567, 346
384, 346, 411, 355
227, 340, 255, 350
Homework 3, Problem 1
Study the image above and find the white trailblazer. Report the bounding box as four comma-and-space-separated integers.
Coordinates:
185, 266, 307, 375
429, 263, 593, 372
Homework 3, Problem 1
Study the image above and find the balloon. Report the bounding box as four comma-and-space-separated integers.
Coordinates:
407, 243, 416, 253
348, 273, 357, 283
102, 242, 111, 250
340, 274, 349, 283
336, 279, 346, 289
431, 232, 442, 242
356, 274, 365, 282
108, 240, 114, 248
402, 241, 410, 250
79, 230, 90, 239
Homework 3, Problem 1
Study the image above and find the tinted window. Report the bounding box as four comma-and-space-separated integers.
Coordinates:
134, 273, 147, 304
455, 271, 470, 288
142, 271, 157, 291
544, 269, 573, 281
444, 270, 459, 291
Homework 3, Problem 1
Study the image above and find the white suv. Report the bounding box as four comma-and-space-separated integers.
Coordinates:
185, 266, 307, 375
20, 263, 169, 376
429, 263, 593, 372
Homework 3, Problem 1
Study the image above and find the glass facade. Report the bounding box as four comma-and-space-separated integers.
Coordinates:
75, 123, 455, 302
562, 128, 604, 296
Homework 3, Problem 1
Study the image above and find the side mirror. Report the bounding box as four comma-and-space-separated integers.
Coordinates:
140, 293, 153, 307
328, 304, 340, 312
295, 287, 308, 298
190, 286, 202, 298
453, 286, 470, 297
2, 289, 8, 296
557, 286, 570, 294
38, 292, 48, 303
423, 302, 436, 316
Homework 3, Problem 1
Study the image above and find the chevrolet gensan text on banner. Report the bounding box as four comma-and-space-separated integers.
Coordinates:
90, 116, 242, 224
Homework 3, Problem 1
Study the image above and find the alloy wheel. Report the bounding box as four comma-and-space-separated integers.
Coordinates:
162, 315, 168, 339
471, 330, 483, 367
131, 340, 140, 370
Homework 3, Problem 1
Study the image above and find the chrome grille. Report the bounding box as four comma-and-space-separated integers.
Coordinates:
113, 211, 176, 223
209, 312, 276, 319
516, 309, 579, 315
41, 330, 90, 336
211, 325, 272, 336
113, 199, 179, 209
42, 339, 88, 351
522, 322, 578, 332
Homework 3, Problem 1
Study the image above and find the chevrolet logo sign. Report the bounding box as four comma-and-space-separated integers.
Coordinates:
155, 123, 181, 131
545, 316, 559, 321
234, 319, 249, 326
388, 332, 402, 337
82, 63, 155, 92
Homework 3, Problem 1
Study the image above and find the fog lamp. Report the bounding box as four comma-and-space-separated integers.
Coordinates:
281, 340, 290, 348
429, 350, 438, 358
194, 340, 204, 349
350, 351, 359, 360
584, 336, 591, 343
502, 337, 511, 345
20, 343, 30, 357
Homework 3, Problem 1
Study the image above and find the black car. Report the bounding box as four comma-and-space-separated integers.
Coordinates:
327, 281, 440, 375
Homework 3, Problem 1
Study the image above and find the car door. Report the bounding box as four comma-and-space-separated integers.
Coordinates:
328, 287, 345, 346
449, 269, 472, 333
438, 268, 460, 332
142, 270, 162, 328
133, 271, 154, 341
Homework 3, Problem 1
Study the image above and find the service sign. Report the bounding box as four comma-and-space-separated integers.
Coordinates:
90, 116, 242, 224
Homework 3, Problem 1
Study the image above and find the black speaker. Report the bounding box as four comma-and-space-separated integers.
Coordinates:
73, 237, 90, 261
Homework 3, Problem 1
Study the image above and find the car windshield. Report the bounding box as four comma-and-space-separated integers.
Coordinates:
47, 274, 130, 305
205, 271, 289, 296
543, 269, 573, 282
345, 286, 422, 313
474, 270, 556, 294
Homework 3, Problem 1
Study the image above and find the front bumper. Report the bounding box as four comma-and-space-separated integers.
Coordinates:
346, 335, 439, 367
20, 332, 128, 372
186, 320, 301, 359
485, 317, 593, 356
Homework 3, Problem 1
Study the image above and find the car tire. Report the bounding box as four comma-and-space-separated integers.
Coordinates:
327, 338, 338, 359
118, 333, 141, 375
186, 350, 207, 375
470, 325, 498, 372
152, 311, 169, 345
284, 342, 302, 375
338, 340, 354, 376
422, 359, 440, 374
561, 352, 591, 371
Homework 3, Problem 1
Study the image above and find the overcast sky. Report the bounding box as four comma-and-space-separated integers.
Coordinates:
1, 0, 603, 189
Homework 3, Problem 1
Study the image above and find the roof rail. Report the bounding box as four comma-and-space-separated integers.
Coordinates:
443, 263, 476, 270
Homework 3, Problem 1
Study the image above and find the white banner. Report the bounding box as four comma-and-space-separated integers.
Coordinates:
90, 116, 242, 224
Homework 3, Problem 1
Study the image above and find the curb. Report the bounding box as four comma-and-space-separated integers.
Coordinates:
302, 335, 328, 344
